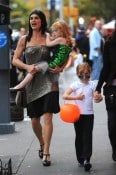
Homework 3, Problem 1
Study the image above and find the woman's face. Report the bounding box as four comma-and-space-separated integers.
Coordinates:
30, 14, 42, 31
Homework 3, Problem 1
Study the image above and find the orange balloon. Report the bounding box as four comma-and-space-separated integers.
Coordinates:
60, 103, 80, 123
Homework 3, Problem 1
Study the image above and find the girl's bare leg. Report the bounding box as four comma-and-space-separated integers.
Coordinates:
10, 61, 48, 90
31, 115, 53, 164
31, 117, 44, 155
31, 117, 44, 145
42, 113, 53, 164
11, 73, 34, 90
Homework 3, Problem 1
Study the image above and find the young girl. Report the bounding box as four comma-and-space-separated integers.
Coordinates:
63, 63, 102, 171
10, 19, 72, 91
65, 46, 83, 69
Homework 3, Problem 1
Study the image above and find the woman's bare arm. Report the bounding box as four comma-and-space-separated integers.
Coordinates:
12, 36, 37, 74
12, 36, 28, 69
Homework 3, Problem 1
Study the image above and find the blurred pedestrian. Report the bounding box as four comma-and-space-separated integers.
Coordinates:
89, 20, 104, 80
63, 46, 83, 83
94, 22, 116, 162
75, 26, 90, 64
19, 27, 26, 37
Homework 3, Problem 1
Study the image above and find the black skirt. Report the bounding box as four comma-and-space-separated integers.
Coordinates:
27, 91, 60, 118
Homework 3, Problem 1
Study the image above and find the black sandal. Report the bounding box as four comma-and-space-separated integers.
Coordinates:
38, 144, 44, 159
42, 154, 51, 166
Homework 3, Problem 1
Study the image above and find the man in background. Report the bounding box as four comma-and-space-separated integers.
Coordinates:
89, 20, 104, 80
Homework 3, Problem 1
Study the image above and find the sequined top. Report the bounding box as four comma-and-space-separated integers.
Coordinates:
49, 45, 71, 68
25, 46, 59, 103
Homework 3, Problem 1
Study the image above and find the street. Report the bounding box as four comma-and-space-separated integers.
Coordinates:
0, 68, 116, 175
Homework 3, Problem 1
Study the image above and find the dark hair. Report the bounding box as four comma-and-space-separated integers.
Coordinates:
27, 9, 47, 41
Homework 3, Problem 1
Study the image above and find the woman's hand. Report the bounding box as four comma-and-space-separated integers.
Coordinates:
49, 61, 68, 73
49, 65, 63, 73
26, 64, 38, 75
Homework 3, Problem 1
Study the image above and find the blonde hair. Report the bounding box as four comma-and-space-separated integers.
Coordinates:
76, 63, 91, 75
51, 19, 72, 46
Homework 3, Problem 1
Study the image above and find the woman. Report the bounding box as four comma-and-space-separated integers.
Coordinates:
12, 9, 62, 166
94, 22, 116, 162
10, 19, 72, 90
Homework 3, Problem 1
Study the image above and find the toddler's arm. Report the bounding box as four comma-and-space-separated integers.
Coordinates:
46, 33, 66, 46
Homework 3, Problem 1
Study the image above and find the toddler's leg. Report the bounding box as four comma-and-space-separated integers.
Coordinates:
10, 73, 34, 90
10, 61, 48, 91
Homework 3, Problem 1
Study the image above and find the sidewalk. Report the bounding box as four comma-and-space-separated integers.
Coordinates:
0, 71, 116, 175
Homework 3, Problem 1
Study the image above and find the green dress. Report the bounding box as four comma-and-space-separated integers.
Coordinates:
48, 44, 71, 68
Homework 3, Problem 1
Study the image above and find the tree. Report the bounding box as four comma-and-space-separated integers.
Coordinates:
78, 0, 116, 21
10, 0, 116, 30
10, 0, 32, 29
